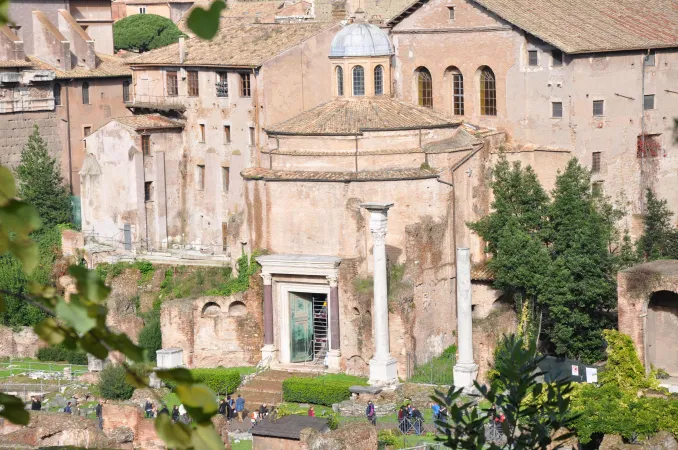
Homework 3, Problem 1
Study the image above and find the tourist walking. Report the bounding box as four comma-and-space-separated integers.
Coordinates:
95, 400, 103, 430
366, 400, 376, 426
431, 402, 440, 420
235, 394, 245, 423
398, 404, 408, 432
259, 404, 269, 419
31, 396, 41, 411
159, 404, 169, 416
171, 405, 180, 422
64, 401, 72, 414
218, 398, 227, 416
151, 404, 158, 418
411, 406, 423, 435
308, 406, 315, 417
227, 395, 235, 422
144, 399, 153, 418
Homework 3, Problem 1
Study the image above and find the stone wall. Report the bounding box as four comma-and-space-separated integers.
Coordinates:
472, 300, 518, 381
0, 325, 46, 359
103, 403, 165, 450
0, 110, 62, 170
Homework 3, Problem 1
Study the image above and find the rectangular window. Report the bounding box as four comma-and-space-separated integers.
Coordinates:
54, 83, 62, 106
452, 72, 464, 115
592, 151, 601, 173
240, 73, 251, 97
551, 101, 563, 118
197, 165, 205, 190
122, 80, 130, 102
216, 72, 228, 97
139, 6, 146, 14
249, 126, 255, 145
199, 124, 206, 142
643, 94, 655, 110
222, 166, 230, 193
644, 50, 655, 66
223, 125, 231, 143
166, 71, 178, 96
592, 100, 604, 116
447, 6, 455, 19
141, 135, 150, 155
592, 181, 604, 197
144, 181, 153, 201
187, 71, 199, 97
552, 49, 563, 67
528, 50, 539, 66
83, 126, 92, 149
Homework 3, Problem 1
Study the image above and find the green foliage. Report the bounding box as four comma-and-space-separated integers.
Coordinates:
203, 253, 259, 296
37, 344, 88, 365
114, 14, 185, 52
16, 125, 72, 229
636, 189, 678, 261
378, 429, 400, 446
282, 374, 367, 406
598, 330, 657, 391
468, 156, 619, 363
186, 0, 226, 39
569, 383, 678, 444
95, 260, 155, 284
99, 364, 136, 400
166, 368, 241, 395
138, 310, 162, 363
409, 344, 456, 385
432, 334, 577, 449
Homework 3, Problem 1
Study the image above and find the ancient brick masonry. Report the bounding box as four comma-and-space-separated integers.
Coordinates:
0, 111, 62, 169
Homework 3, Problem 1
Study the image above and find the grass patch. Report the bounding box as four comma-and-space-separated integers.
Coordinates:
408, 345, 456, 386
230, 439, 252, 450
0, 358, 87, 378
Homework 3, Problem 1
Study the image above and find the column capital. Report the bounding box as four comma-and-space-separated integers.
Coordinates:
260, 272, 272, 285
327, 275, 338, 287
370, 228, 387, 246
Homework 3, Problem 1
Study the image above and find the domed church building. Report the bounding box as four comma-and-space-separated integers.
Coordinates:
241, 17, 507, 379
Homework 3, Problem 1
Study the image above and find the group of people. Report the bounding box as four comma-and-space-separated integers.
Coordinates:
397, 403, 426, 435
217, 394, 246, 423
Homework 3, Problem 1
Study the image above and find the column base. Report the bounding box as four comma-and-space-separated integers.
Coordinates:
453, 362, 479, 389
261, 344, 277, 365
326, 349, 342, 373
368, 355, 398, 386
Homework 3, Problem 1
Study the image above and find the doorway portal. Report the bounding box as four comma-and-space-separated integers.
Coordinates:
647, 290, 678, 376
288, 292, 328, 363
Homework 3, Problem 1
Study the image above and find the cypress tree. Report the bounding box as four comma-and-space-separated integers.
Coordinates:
16, 125, 72, 229
636, 189, 677, 261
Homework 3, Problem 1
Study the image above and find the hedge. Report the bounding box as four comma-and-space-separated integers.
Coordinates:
282, 375, 367, 406
166, 368, 242, 395
99, 364, 136, 400
37, 345, 88, 365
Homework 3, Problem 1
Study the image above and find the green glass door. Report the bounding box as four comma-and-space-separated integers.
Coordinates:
289, 292, 313, 362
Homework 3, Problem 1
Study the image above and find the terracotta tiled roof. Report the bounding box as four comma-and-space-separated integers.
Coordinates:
471, 261, 494, 281
113, 114, 184, 130
423, 128, 482, 153
241, 166, 441, 181
0, 59, 33, 68
177, 1, 285, 33
131, 21, 338, 67
27, 54, 132, 79
389, 0, 678, 54
497, 142, 571, 154
266, 98, 460, 135
314, 0, 414, 22
264, 147, 424, 156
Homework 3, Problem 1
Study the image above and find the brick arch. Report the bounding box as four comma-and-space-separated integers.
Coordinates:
646, 290, 678, 376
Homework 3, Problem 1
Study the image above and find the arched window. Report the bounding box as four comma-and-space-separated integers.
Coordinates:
416, 67, 432, 108
480, 67, 496, 116
336, 66, 344, 96
53, 83, 62, 106
122, 80, 130, 102
228, 301, 247, 316
202, 302, 221, 316
352, 65, 365, 96
82, 82, 90, 105
374, 65, 384, 95
447, 67, 464, 115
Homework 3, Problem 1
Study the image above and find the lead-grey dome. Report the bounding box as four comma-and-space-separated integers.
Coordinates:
329, 23, 393, 58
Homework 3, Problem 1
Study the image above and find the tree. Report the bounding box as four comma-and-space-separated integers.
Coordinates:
16, 125, 72, 229
636, 189, 678, 260
114, 14, 185, 52
138, 311, 162, 363
433, 334, 577, 450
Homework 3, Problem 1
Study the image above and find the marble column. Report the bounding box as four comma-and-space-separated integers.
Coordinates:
261, 272, 276, 363
453, 248, 478, 388
326, 275, 341, 372
361, 202, 398, 386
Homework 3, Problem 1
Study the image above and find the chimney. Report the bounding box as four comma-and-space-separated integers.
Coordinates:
178, 37, 185, 64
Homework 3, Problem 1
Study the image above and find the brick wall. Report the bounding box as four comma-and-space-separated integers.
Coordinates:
0, 110, 62, 169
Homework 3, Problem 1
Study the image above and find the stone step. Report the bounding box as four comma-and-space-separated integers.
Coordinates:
239, 379, 284, 394
233, 390, 282, 406
256, 370, 316, 382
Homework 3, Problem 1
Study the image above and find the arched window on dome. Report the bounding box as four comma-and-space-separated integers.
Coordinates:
416, 67, 432, 108
479, 66, 496, 116
352, 66, 365, 96
336, 66, 344, 96
374, 65, 384, 96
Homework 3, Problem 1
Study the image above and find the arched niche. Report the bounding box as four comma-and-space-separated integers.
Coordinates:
228, 301, 247, 317
202, 301, 221, 316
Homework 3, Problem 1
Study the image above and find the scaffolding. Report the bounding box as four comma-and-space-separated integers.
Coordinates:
311, 294, 328, 364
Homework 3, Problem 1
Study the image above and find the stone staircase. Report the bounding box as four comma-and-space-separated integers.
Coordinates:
234, 370, 315, 406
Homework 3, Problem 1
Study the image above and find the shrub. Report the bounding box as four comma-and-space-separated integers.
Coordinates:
599, 329, 657, 391
114, 14, 184, 52
203, 253, 260, 296
37, 345, 87, 365
282, 374, 367, 406
99, 364, 135, 400
166, 368, 241, 395
138, 311, 162, 363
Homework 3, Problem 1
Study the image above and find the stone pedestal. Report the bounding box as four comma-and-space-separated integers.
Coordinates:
87, 355, 105, 372
453, 248, 478, 388
326, 349, 342, 373
156, 348, 183, 369
361, 202, 398, 386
